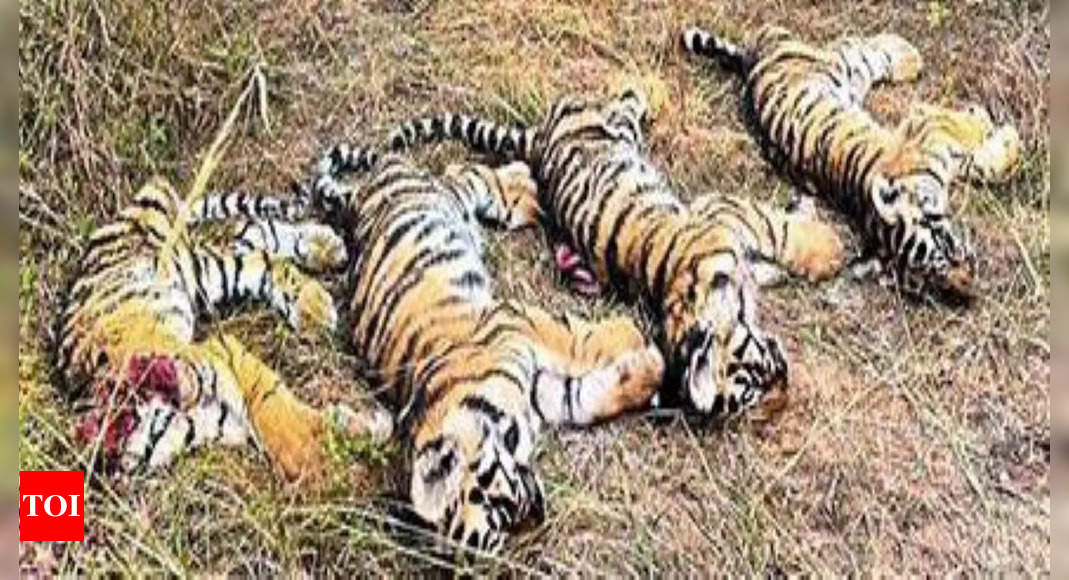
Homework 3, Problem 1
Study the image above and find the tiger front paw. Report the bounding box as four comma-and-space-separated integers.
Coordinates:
970, 125, 1022, 183
873, 33, 923, 82
617, 344, 666, 400
325, 402, 394, 444
302, 224, 349, 272
494, 161, 542, 229
293, 280, 338, 335
789, 220, 845, 282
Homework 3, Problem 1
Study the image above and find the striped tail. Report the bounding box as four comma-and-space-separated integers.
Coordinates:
385, 113, 535, 162
681, 26, 749, 74
312, 143, 382, 210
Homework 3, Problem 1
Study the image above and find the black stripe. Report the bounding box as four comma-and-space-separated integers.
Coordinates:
583, 158, 632, 256
452, 270, 486, 290
460, 395, 506, 423
362, 247, 467, 346
420, 436, 457, 483
529, 369, 547, 421
133, 195, 171, 217
562, 376, 574, 421
141, 407, 176, 467
183, 416, 196, 447
425, 367, 526, 420
651, 226, 689, 303
215, 401, 229, 440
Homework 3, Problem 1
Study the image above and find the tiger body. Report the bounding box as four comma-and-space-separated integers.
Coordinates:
384, 88, 843, 420
682, 24, 1021, 295
54, 178, 376, 481
313, 149, 664, 552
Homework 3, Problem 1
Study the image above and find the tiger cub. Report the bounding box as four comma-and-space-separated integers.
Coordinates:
379, 88, 843, 422
54, 178, 389, 481
312, 146, 664, 552
682, 24, 1021, 297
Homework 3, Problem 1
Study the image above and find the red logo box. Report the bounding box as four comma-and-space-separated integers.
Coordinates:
20, 471, 85, 541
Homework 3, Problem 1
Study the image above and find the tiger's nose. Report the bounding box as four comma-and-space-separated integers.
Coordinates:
751, 376, 789, 425
941, 265, 974, 298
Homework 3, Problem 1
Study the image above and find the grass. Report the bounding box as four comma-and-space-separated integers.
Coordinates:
19, 0, 1049, 575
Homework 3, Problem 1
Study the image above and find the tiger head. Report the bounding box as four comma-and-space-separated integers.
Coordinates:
870, 174, 973, 296
409, 394, 544, 554
872, 103, 1021, 297
670, 252, 789, 423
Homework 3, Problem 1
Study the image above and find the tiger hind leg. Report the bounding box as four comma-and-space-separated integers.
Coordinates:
689, 194, 845, 284
902, 103, 1021, 183
198, 333, 391, 482
865, 34, 923, 83
187, 187, 310, 224
831, 34, 922, 100
778, 197, 846, 283
91, 339, 390, 479
443, 161, 541, 230
194, 247, 337, 335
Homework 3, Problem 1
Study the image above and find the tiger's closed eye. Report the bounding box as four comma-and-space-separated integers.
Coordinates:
712, 272, 731, 289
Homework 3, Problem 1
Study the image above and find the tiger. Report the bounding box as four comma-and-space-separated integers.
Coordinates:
53, 178, 391, 482
311, 144, 665, 553
378, 86, 844, 421
681, 23, 1022, 298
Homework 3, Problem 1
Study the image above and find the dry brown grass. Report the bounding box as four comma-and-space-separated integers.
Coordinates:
19, 0, 1049, 575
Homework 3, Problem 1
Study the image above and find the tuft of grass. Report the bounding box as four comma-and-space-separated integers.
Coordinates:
19, 0, 1049, 575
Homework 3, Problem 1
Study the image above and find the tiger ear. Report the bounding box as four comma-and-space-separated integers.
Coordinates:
410, 435, 464, 525
871, 176, 902, 222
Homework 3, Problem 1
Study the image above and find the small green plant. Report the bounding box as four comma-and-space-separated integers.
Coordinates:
927, 0, 951, 29
324, 415, 395, 469
75, 214, 95, 239
19, 261, 37, 305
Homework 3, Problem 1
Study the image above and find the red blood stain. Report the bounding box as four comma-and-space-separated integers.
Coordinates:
74, 354, 183, 459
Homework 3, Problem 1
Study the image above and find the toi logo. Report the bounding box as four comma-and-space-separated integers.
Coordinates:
20, 471, 85, 541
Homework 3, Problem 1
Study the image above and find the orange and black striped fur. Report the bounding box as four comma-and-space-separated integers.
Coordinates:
682, 24, 1021, 297
381, 87, 843, 421
313, 146, 664, 552
54, 178, 389, 482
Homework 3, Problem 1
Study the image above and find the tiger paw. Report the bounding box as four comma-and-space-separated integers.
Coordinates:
617, 345, 666, 392
325, 403, 393, 444
554, 243, 601, 296
788, 220, 845, 282
599, 344, 666, 413
494, 162, 542, 229
749, 382, 789, 427
872, 33, 923, 82
971, 125, 1021, 183
301, 224, 349, 272
293, 280, 338, 334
